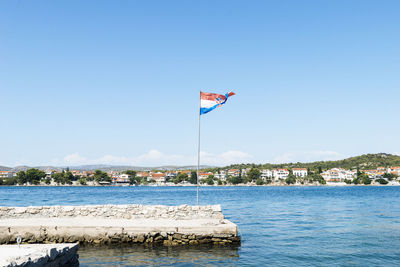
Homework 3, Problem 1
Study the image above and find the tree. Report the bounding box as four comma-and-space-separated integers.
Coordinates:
229, 175, 242, 185
16, 171, 27, 185
241, 175, 251, 184
51, 171, 74, 185
247, 168, 261, 181
206, 175, 214, 185
64, 171, 74, 184
45, 177, 51, 185
125, 170, 137, 176
383, 172, 397, 181
359, 173, 371, 185
174, 173, 188, 184
285, 174, 296, 185
25, 169, 46, 185
309, 174, 326, 185
256, 178, 264, 185
125, 170, 138, 184
190, 171, 197, 184
3, 178, 17, 185
52, 173, 64, 184
376, 178, 388, 185
344, 179, 352, 184
217, 179, 223, 185
129, 176, 138, 185
93, 170, 110, 183
78, 177, 87, 185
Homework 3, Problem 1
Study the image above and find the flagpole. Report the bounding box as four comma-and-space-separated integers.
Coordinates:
197, 91, 201, 206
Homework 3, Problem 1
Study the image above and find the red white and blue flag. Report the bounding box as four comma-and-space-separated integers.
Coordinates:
200, 91, 235, 115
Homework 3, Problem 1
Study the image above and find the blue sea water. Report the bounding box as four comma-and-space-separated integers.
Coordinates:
1, 186, 400, 266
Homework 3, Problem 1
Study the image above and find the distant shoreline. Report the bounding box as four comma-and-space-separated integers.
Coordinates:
1, 184, 399, 187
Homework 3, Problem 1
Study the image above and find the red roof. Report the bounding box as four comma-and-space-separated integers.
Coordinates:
151, 173, 166, 178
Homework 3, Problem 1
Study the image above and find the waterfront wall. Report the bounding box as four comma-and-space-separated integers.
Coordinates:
0, 204, 224, 220
0, 231, 240, 246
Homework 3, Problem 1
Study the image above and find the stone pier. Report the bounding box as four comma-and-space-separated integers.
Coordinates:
0, 204, 240, 246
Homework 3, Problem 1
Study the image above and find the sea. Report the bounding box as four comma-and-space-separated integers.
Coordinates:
1, 186, 400, 266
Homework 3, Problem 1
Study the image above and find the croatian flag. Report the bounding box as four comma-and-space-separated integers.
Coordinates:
200, 91, 235, 115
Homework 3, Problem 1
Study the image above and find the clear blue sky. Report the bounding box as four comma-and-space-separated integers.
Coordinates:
1, 0, 400, 167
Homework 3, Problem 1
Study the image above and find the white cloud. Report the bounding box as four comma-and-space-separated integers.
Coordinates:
201, 150, 253, 166
272, 150, 345, 164
52, 149, 253, 167
64, 153, 87, 165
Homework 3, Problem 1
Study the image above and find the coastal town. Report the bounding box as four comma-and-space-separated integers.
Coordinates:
0, 165, 399, 186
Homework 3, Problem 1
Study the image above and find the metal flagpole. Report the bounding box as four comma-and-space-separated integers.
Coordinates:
197, 91, 201, 206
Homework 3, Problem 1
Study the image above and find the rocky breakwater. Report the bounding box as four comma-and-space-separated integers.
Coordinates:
0, 204, 240, 246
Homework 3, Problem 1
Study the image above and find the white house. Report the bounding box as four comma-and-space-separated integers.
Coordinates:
389, 167, 400, 176
166, 171, 177, 180
119, 174, 131, 180
214, 170, 226, 181
273, 169, 289, 181
261, 169, 273, 180
241, 168, 251, 177
293, 168, 308, 177
45, 169, 57, 179
199, 172, 213, 180
148, 172, 166, 183
0, 171, 14, 178
321, 168, 356, 182
228, 169, 240, 177
112, 174, 130, 184
136, 172, 149, 178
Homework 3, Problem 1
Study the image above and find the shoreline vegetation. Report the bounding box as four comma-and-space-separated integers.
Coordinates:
1, 183, 400, 187
1, 153, 400, 187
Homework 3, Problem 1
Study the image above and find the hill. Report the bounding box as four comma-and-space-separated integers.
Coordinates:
1, 164, 214, 172
224, 153, 400, 171
2, 153, 399, 173
0, 166, 12, 171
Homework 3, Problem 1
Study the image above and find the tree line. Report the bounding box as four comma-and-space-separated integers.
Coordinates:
1, 164, 396, 186
199, 168, 326, 186
217, 153, 400, 174
0, 169, 199, 186
0, 169, 113, 186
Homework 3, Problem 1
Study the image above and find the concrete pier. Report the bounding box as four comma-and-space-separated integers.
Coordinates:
0, 243, 79, 267
0, 204, 240, 246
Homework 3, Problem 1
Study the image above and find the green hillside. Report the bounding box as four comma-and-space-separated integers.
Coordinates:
223, 153, 400, 171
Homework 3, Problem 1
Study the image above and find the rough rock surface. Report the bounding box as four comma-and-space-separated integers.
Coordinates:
0, 204, 224, 220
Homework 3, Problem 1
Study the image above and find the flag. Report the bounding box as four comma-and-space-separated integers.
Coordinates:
200, 91, 235, 115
